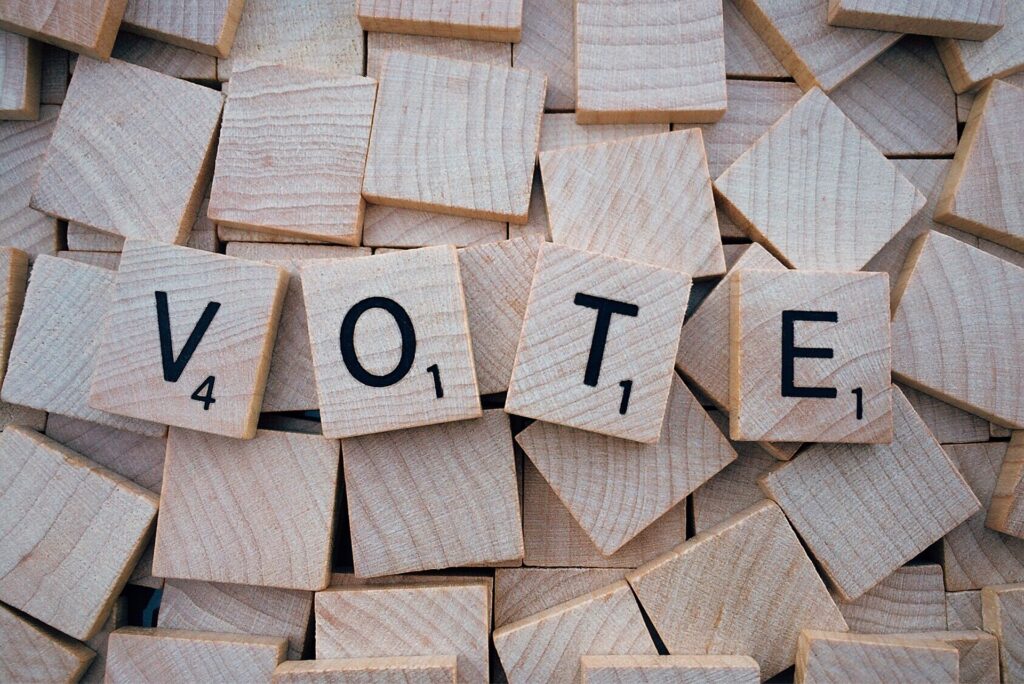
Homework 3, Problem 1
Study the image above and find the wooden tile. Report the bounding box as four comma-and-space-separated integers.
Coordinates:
121, 0, 244, 57
0, 603, 94, 683
957, 71, 1024, 123
315, 583, 490, 683
0, 246, 45, 431
273, 657, 458, 684
796, 631, 959, 684
45, 414, 165, 493
936, 80, 1024, 251
80, 599, 127, 684
538, 114, 667, 156
947, 591, 983, 631
540, 130, 725, 278
363, 53, 544, 223
67, 223, 124, 252
220, 225, 328, 244
575, 0, 726, 124
581, 655, 760, 684
982, 584, 1024, 681
0, 0, 125, 59
356, 0, 522, 41
367, 31, 510, 81
493, 580, 655, 683
209, 64, 376, 246
980, 238, 1024, 269
892, 231, 1024, 428
897, 630, 1000, 684
898, 383, 989, 445
153, 427, 339, 590
724, 0, 788, 78
627, 501, 847, 678
57, 250, 121, 270
110, 32, 217, 82
494, 568, 626, 628
127, 541, 162, 590
829, 0, 1005, 39
361, 204, 507, 249
0, 105, 60, 258
838, 564, 946, 634
732, 0, 901, 92
760, 387, 981, 601
0, 426, 158, 640
1, 256, 162, 434
518, 375, 735, 554
185, 198, 218, 252
715, 88, 926, 270
513, 0, 571, 110
0, 30, 40, 120
105, 628, 286, 683
38, 43, 67, 105
936, 1, 1024, 93
990, 432, 1024, 537
730, 270, 893, 443
301, 245, 481, 438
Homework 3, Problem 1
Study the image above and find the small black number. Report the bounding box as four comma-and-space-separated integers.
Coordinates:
852, 387, 863, 420
619, 380, 633, 415
192, 376, 216, 410
426, 364, 443, 399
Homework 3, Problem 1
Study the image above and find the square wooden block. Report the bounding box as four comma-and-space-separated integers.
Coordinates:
947, 591, 983, 631
363, 52, 544, 223
581, 655, 760, 684
506, 243, 689, 443
797, 631, 959, 684
0, 106, 60, 259
936, 2, 1024, 93
89, 240, 286, 438
837, 564, 946, 634
0, 0, 126, 58
0, 30, 40, 120
356, 0, 523, 41
828, 0, 1005, 39
121, 0, 245, 57
729, 269, 893, 443
273, 657, 458, 683
31, 58, 223, 244
724, 0, 788, 79
514, 0, 573, 110
0, 602, 95, 683
575, 0, 726, 123
0, 246, 45, 431
153, 427, 339, 591
301, 245, 481, 438
210, 64, 376, 245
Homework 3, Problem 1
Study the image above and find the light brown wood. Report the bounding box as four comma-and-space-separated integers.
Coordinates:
121, 0, 244, 57
837, 565, 946, 634
982, 584, 1024, 681
936, 1, 1024, 93
0, 0, 126, 58
38, 44, 67, 105
110, 33, 216, 82
581, 655, 761, 684
128, 540, 162, 590
494, 568, 626, 628
538, 113, 667, 156
0, 30, 39, 120
56, 250, 121, 270
185, 198, 217, 252
979, 238, 1024, 270
990, 432, 1024, 537
724, 0, 788, 78
66, 223, 124, 252
80, 599, 127, 684
628, 501, 847, 679
898, 383, 989, 444
508, 169, 548, 241
947, 591, 983, 631
796, 631, 959, 684
356, 0, 522, 42
900, 630, 1000, 684
220, 225, 329, 244
0, 603, 94, 683
45, 414, 165, 493
273, 657, 458, 684
760, 387, 981, 601
828, 0, 1005, 39
0, 246, 45, 431
361, 204, 507, 249
957, 72, 1024, 123
367, 31, 511, 81
0, 105, 59, 258
513, 0, 572, 110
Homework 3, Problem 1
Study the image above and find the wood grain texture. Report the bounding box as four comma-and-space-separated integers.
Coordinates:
898, 383, 989, 445
0, 30, 40, 120
494, 568, 626, 628
575, 0, 726, 123
829, 0, 1005, 39
936, 1, 1024, 93
956, 71, 1024, 123
0, 105, 59, 258
356, 0, 522, 41
892, 231, 1024, 427
947, 591, 983, 631
32, 58, 223, 244
0, 602, 94, 683
537, 113, 667, 156
724, 0, 788, 78
982, 584, 1024, 681
628, 501, 847, 679
897, 630, 1000, 684
122, 0, 244, 57
493, 580, 655, 683
315, 583, 489, 683
44, 414, 165, 493
38, 44, 67, 105
367, 31, 510, 80
105, 628, 286, 683
89, 240, 287, 438
0, 426, 158, 640
361, 204, 507, 248
80, 599, 127, 684
715, 87, 925, 271
185, 198, 217, 252
796, 631, 958, 684
760, 387, 981, 601
56, 250, 121, 270
0, 246, 45, 431
979, 237, 1024, 270
363, 52, 544, 223
0, 0, 126, 58
581, 655, 760, 684
110, 33, 216, 82
220, 225, 330, 244
273, 657, 458, 684
513, 0, 572, 110
66, 223, 123, 252
990, 432, 1024, 537
540, 129, 725, 278
837, 565, 946, 634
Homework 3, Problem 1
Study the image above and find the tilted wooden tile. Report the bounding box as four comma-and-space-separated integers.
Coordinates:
301, 245, 481, 438
575, 0, 726, 124
990, 432, 1024, 537
45, 414, 165, 493
121, 0, 244, 57
220, 225, 328, 244
980, 238, 1024, 270
947, 591, 983, 631
838, 565, 946, 634
898, 383, 989, 445
581, 655, 760, 684
715, 88, 925, 271
361, 205, 507, 249
89, 240, 286, 438
185, 198, 217, 252
0, 246, 45, 431
493, 580, 655, 683
57, 250, 121, 270
0, 426, 158, 640
796, 631, 959, 684
540, 130, 725, 278
316, 583, 489, 683
898, 630, 1000, 684
982, 584, 1024, 681
512, 0, 571, 110
628, 501, 847, 679
724, 0, 788, 78
537, 114, 667, 156
363, 53, 544, 223
356, 0, 522, 41
0, 105, 59, 258
273, 657, 458, 684
957, 71, 1024, 123
66, 223, 124, 252
0, 603, 94, 683
128, 540, 162, 590
936, 2, 1024, 93
760, 387, 981, 601
367, 31, 510, 81
730, 270, 892, 443
0, 30, 40, 120
209, 64, 376, 246
38, 44, 67, 105
828, 0, 1005, 39
110, 33, 216, 82
494, 568, 626, 628
80, 599, 127, 684
892, 231, 1024, 427
0, 0, 125, 58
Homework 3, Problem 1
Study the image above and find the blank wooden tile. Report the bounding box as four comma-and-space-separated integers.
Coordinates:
38, 44, 67, 105
209, 64, 376, 246
829, 0, 1005, 39
512, 0, 571, 110
540, 130, 725, 278
715, 88, 925, 271
947, 591, 983, 631
796, 631, 959, 684
494, 568, 626, 628
121, 0, 244, 57
0, 246, 45, 432
363, 53, 544, 223
316, 583, 489, 683
575, 0, 725, 124
898, 383, 990, 444
936, 2, 1024, 93
301, 245, 481, 438
730, 270, 892, 443
892, 231, 1024, 428
508, 170, 548, 241
983, 584, 1024, 681
66, 223, 124, 252
356, 0, 522, 41
367, 31, 510, 81
45, 414, 165, 493
581, 655, 760, 684
0, 426, 158, 640
57, 250, 121, 270
493, 580, 655, 683
0, 0, 126, 58
0, 105, 59, 258
273, 657, 458, 684
110, 33, 217, 82
724, 0, 788, 78
899, 630, 1000, 684
0, 603, 95, 683
361, 205, 507, 249
538, 113, 667, 155
838, 565, 946, 634
628, 501, 847, 679
990, 432, 1024, 537
760, 387, 981, 601
0, 30, 40, 120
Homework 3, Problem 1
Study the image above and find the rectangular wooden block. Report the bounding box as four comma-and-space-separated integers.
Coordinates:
356, 0, 523, 42
947, 591, 983, 631
121, 0, 244, 57
0, 603, 94, 683
0, 246, 44, 431
57, 250, 121, 270
936, 1, 1024, 93
828, 0, 1005, 39
362, 204, 507, 249
837, 565, 947, 634
110, 33, 216, 82
66, 222, 124, 252
0, 105, 60, 258
513, 0, 572, 110
80, 598, 127, 684
581, 655, 760, 684
494, 568, 626, 628
983, 584, 1024, 681
0, 0, 125, 58
724, 0, 788, 78
45, 414, 165, 493
367, 31, 511, 81
0, 30, 40, 120
990, 431, 1024, 537
273, 657, 458, 684
796, 631, 959, 684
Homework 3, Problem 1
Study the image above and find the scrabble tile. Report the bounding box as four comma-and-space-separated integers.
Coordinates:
356, 0, 523, 41
627, 501, 847, 678
575, 0, 726, 124
990, 432, 1024, 537
343, 411, 523, 576
45, 414, 165, 493
947, 591, 983, 631
517, 375, 735, 554
80, 599, 127, 684
540, 130, 725, 278
121, 0, 244, 57
796, 631, 959, 684
936, 2, 1024, 93
105, 628, 286, 683
892, 231, 1024, 427
0, 105, 60, 258
732, 0, 901, 92
0, 246, 45, 431
898, 383, 990, 444
513, 0, 572, 110
724, 0, 788, 78
38, 44, 67, 105
494, 568, 627, 628
0, 30, 40, 120
956, 72, 1024, 123
829, 0, 1005, 39
537, 113, 667, 155
729, 270, 892, 443
363, 53, 544, 223
0, 603, 95, 683
209, 64, 376, 246
982, 584, 1024, 680
760, 387, 981, 601
506, 247, 687, 429
66, 223, 124, 252
273, 657, 458, 684
493, 580, 656, 683
110, 33, 217, 82
0, 426, 158, 640
32, 59, 222, 244
936, 80, 1024, 252
315, 583, 490, 683
897, 630, 1001, 684
0, 0, 126, 59
2, 256, 162, 434
57, 250, 121, 270
361, 205, 507, 249
153, 427, 339, 590
367, 31, 510, 81
581, 655, 760, 684
715, 88, 926, 271
838, 564, 946, 634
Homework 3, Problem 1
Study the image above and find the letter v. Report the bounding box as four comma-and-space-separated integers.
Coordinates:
155, 291, 221, 382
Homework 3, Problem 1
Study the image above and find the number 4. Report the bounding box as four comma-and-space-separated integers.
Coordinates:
192, 376, 216, 411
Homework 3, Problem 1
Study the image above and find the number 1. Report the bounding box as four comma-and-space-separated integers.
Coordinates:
619, 380, 633, 415
426, 364, 443, 399
852, 387, 863, 420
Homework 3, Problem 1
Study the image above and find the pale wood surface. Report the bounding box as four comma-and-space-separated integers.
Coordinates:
110, 33, 216, 82
936, 1, 1024, 93
153, 427, 339, 590
538, 113, 667, 155
367, 31, 511, 80
0, 602, 94, 683
57, 250, 121, 270
838, 565, 946, 634
760, 387, 981, 602
356, 0, 522, 41
982, 584, 1024, 681
45, 414, 165, 493
979, 238, 1024, 269
508, 169, 548, 241
38, 44, 67, 105
121, 0, 244, 57
66, 223, 124, 252
80, 599, 127, 684
947, 591, 983, 631
273, 657, 458, 684
185, 198, 217, 253
363, 53, 544, 223
627, 501, 847, 679
0, 0, 126, 58
898, 383, 990, 445
514, 0, 572, 110
581, 655, 760, 684
494, 568, 626, 628
715, 87, 925, 271
796, 630, 959, 684
828, 0, 1005, 39
127, 540, 162, 590
0, 246, 45, 431
990, 432, 1024, 537
0, 30, 40, 120
724, 0, 788, 78
957, 72, 1024, 123
493, 580, 655, 683
0, 106, 60, 259
220, 225, 330, 244
361, 204, 507, 248
897, 630, 1000, 684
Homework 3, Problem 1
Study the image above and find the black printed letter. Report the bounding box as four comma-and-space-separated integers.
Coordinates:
573, 293, 639, 387
339, 297, 416, 387
155, 291, 221, 383
780, 310, 838, 399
